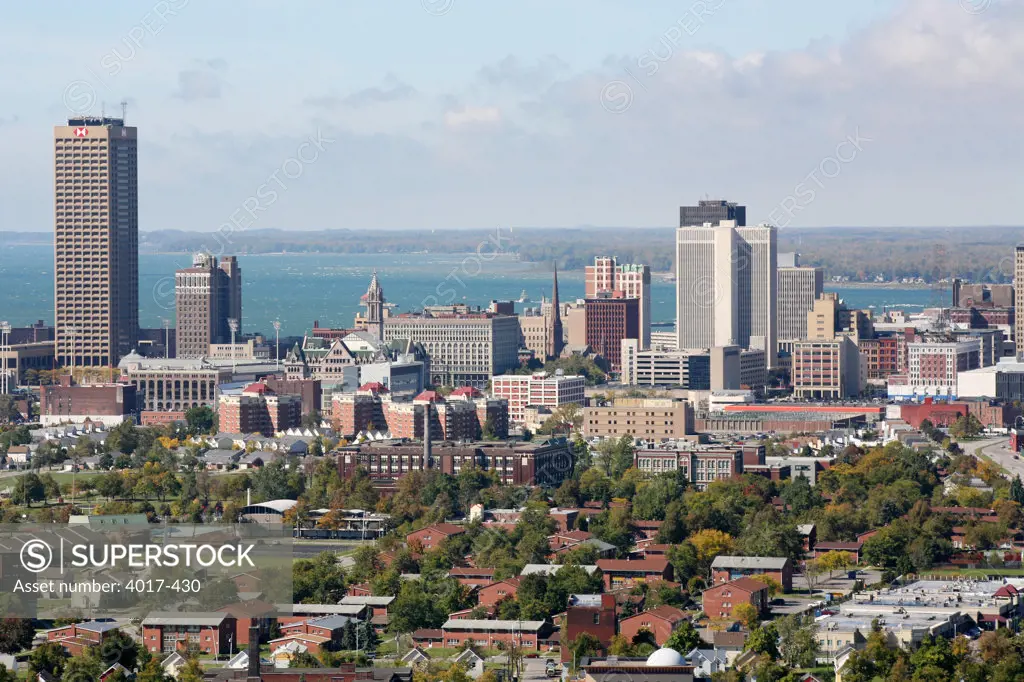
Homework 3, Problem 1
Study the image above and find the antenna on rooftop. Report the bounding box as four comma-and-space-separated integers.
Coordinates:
121, 99, 128, 123
101, 101, 106, 119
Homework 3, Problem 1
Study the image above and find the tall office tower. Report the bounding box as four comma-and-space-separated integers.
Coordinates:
679, 199, 746, 229
676, 218, 777, 366
175, 253, 242, 359
218, 256, 242, 338
584, 257, 652, 349
54, 117, 138, 367
1017, 246, 1024, 358
778, 263, 824, 341
547, 264, 564, 359
364, 270, 385, 340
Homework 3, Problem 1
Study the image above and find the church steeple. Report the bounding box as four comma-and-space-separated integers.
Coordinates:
365, 270, 385, 340
547, 262, 564, 359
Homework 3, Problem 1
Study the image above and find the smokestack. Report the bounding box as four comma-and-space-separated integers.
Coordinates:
424, 402, 431, 469
246, 624, 260, 679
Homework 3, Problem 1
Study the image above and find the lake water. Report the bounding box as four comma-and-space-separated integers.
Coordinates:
0, 244, 947, 337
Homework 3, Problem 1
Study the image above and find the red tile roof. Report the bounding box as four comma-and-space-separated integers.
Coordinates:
243, 382, 272, 394
358, 382, 389, 393
597, 557, 670, 573
413, 523, 465, 537
450, 387, 482, 397
707, 577, 771, 594
414, 390, 446, 403
620, 604, 687, 625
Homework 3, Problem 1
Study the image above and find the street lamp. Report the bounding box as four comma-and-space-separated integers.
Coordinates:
273, 320, 281, 370
228, 319, 239, 373
0, 321, 10, 396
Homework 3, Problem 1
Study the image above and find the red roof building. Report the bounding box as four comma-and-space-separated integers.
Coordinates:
618, 605, 688, 646
596, 557, 673, 590
702, 578, 769, 620
407, 523, 466, 551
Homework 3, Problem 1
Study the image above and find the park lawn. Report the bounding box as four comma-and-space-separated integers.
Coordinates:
426, 648, 461, 659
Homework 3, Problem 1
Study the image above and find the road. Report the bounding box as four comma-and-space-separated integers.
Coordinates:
974, 435, 1024, 479
291, 541, 361, 558
523, 657, 552, 682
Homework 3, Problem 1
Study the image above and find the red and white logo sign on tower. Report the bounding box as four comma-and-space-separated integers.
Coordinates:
74, 127, 88, 137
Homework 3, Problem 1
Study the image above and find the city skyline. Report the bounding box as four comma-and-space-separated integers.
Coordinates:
0, 1, 1021, 233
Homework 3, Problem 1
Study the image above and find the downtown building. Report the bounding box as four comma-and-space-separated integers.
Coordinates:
676, 202, 777, 367
218, 381, 301, 437
491, 371, 586, 425
382, 311, 520, 388
118, 351, 230, 415
777, 253, 824, 342
1016, 245, 1024, 358
620, 340, 766, 390
54, 117, 138, 367
175, 253, 242, 359
337, 438, 574, 487
517, 268, 565, 361
888, 336, 982, 401
585, 257, 652, 349
584, 296, 639, 374
332, 383, 508, 440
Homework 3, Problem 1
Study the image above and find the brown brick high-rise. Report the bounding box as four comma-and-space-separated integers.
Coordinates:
54, 117, 138, 368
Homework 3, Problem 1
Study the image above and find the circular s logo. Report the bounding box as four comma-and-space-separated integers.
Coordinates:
21, 539, 53, 573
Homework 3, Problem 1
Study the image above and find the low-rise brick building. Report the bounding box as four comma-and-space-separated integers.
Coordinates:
40, 376, 137, 426
596, 557, 673, 590
702, 578, 769, 620
478, 578, 522, 607
618, 605, 688, 646
142, 612, 236, 655
711, 556, 793, 593
440, 619, 552, 651
45, 620, 121, 655
561, 594, 617, 663
406, 523, 465, 552
338, 438, 574, 487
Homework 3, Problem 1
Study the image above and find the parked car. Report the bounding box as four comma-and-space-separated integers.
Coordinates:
546, 661, 559, 677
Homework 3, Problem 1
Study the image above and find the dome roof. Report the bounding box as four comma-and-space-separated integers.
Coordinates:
646, 648, 685, 667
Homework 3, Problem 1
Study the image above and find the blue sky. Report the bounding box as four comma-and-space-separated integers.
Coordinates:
1, 0, 1019, 232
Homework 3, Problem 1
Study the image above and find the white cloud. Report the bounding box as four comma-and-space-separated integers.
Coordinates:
443, 106, 502, 129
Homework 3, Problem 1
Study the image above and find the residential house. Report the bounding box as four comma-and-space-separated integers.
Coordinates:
619, 605, 688, 646
407, 523, 466, 551
478, 578, 522, 607
702, 578, 769, 620
710, 556, 794, 593
596, 557, 673, 590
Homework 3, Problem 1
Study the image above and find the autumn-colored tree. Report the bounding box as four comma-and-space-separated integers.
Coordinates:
733, 602, 760, 629
688, 529, 735, 572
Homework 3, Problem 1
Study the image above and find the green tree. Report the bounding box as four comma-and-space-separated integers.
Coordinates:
11, 473, 45, 507
775, 615, 820, 669
664, 620, 701, 654
184, 405, 216, 435
28, 641, 68, 678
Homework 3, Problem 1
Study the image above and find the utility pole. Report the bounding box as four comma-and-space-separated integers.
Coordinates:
273, 320, 281, 370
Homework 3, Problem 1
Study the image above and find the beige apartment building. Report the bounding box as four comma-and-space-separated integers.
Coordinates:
583, 397, 695, 441
54, 117, 138, 367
